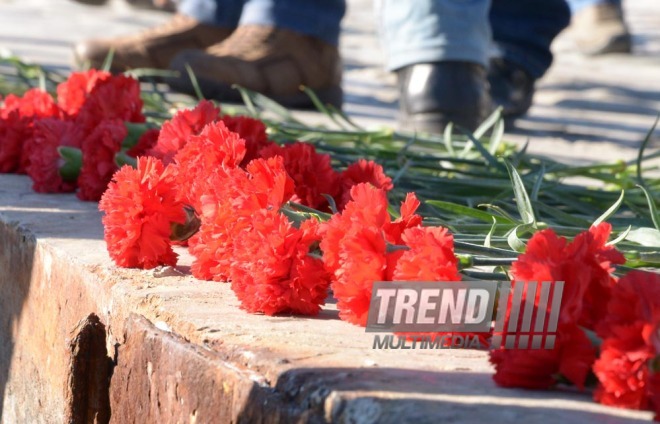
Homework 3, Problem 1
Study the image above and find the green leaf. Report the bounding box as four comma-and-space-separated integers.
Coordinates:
488, 115, 505, 156
184, 63, 205, 101
57, 146, 82, 182
114, 151, 137, 169
473, 106, 503, 140
592, 190, 625, 227
504, 160, 536, 225
123, 68, 179, 79
637, 184, 660, 230
322, 194, 339, 214
232, 85, 260, 117
606, 226, 632, 246
460, 129, 506, 171
531, 163, 546, 201
484, 217, 497, 248
101, 48, 115, 72
453, 241, 519, 258
426, 200, 515, 224
443, 122, 456, 157
626, 227, 660, 247
122, 122, 152, 150
637, 114, 659, 186
506, 223, 533, 252
478, 204, 520, 224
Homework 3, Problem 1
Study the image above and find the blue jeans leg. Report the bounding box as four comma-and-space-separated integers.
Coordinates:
239, 0, 346, 46
378, 0, 492, 72
178, 0, 245, 27
566, 0, 621, 14
490, 0, 571, 79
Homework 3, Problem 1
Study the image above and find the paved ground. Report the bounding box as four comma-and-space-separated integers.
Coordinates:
0, 0, 659, 164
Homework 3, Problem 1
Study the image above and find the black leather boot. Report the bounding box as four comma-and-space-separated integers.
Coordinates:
488, 58, 535, 119
397, 61, 493, 134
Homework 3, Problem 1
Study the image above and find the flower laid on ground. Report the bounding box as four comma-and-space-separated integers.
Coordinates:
229, 210, 331, 315
99, 156, 186, 269
0, 88, 59, 173
5, 61, 660, 419
260, 141, 341, 211
321, 184, 433, 326
490, 223, 624, 389
593, 270, 660, 416
26, 118, 81, 193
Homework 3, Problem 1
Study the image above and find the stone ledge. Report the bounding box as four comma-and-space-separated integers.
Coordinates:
0, 174, 654, 423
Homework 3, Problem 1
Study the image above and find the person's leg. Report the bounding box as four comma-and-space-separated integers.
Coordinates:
239, 0, 345, 46
168, 0, 345, 108
567, 0, 631, 55
379, 0, 492, 72
378, 0, 493, 133
73, 0, 240, 71
178, 0, 244, 28
486, 0, 569, 118
490, 0, 571, 81
567, 0, 621, 14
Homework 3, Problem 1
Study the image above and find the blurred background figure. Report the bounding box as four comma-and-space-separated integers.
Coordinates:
72, 0, 570, 134
70, 0, 178, 11
567, 0, 632, 55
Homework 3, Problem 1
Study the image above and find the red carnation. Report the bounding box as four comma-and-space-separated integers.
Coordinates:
26, 118, 82, 193
148, 100, 220, 164
173, 121, 246, 210
75, 74, 145, 133
77, 119, 127, 201
393, 226, 460, 282
320, 184, 423, 325
220, 114, 273, 166
229, 211, 330, 315
260, 141, 341, 211
56, 69, 111, 117
188, 156, 294, 281
490, 323, 596, 389
99, 156, 185, 268
593, 271, 660, 412
490, 224, 624, 390
0, 89, 59, 173
336, 159, 393, 210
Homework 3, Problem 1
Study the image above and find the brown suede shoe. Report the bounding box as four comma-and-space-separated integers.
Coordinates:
572, 3, 631, 55
168, 25, 343, 109
73, 15, 233, 72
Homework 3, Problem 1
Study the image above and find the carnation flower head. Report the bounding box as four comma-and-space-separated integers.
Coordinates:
173, 121, 246, 210
229, 210, 330, 315
489, 224, 624, 391
393, 226, 460, 282
188, 156, 294, 281
593, 271, 660, 411
26, 118, 82, 193
490, 323, 596, 389
336, 159, 393, 210
99, 156, 185, 269
77, 118, 127, 201
75, 74, 144, 133
0, 89, 59, 173
220, 114, 273, 166
148, 100, 220, 164
260, 141, 341, 211
56, 69, 111, 117
320, 184, 423, 326
511, 223, 624, 329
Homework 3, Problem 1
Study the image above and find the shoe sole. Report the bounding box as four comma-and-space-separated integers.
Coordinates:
582, 34, 632, 56
168, 75, 344, 110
